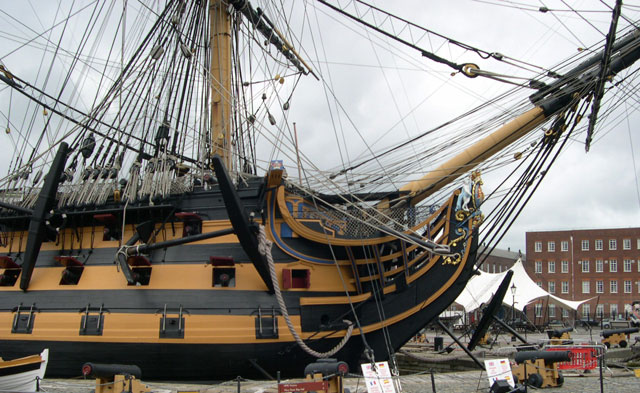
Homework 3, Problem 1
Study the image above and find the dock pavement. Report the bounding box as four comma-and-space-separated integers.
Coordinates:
39, 370, 640, 393
37, 328, 640, 392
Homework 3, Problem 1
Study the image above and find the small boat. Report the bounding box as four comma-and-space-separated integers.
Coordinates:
0, 349, 48, 392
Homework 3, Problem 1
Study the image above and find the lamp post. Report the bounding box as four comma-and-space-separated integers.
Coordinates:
511, 283, 517, 328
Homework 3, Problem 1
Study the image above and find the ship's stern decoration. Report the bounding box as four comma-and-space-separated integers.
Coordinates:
444, 171, 484, 265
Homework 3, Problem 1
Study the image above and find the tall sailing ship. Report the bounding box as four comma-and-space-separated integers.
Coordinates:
0, 0, 638, 380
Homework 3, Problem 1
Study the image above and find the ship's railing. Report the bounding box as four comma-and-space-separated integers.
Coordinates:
288, 204, 439, 239
0, 174, 198, 211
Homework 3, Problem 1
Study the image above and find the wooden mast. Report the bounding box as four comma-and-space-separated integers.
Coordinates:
398, 106, 546, 206
395, 28, 640, 208
209, 0, 233, 169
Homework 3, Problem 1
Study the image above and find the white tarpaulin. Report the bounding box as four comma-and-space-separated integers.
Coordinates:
454, 259, 591, 312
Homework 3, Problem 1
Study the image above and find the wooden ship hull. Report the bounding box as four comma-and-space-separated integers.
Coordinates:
0, 160, 482, 379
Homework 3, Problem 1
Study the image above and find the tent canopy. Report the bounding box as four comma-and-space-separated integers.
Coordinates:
454, 259, 591, 312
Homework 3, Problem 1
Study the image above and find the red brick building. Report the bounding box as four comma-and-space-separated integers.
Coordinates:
524, 227, 640, 324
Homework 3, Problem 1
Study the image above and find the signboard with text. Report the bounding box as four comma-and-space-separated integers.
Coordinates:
484, 358, 515, 388
361, 361, 398, 393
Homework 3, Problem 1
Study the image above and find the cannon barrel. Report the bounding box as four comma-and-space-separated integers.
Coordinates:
514, 350, 571, 365
81, 363, 142, 379
304, 358, 349, 377
547, 327, 573, 338
602, 327, 639, 338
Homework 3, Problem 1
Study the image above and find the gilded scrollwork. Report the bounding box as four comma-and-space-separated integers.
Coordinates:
443, 253, 462, 265
443, 171, 485, 265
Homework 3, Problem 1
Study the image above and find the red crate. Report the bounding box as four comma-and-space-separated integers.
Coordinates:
547, 346, 600, 370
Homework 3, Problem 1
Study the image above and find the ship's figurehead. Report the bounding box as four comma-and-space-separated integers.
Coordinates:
455, 170, 484, 221
444, 171, 485, 265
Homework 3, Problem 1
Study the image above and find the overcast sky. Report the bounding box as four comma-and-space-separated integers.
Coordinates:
287, 0, 640, 253
1, 0, 639, 255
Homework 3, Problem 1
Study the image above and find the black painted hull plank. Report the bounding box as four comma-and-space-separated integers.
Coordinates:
20, 142, 69, 291
211, 155, 274, 293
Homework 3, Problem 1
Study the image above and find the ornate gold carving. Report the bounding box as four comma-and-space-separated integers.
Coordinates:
470, 170, 484, 210
472, 213, 485, 228
443, 253, 461, 265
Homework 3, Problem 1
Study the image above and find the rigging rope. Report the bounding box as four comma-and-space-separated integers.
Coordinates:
258, 224, 354, 358
585, 0, 623, 152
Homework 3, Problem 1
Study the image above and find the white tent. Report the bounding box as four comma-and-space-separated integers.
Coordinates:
454, 259, 591, 312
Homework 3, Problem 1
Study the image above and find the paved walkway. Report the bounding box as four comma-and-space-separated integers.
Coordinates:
40, 370, 640, 393
38, 329, 640, 392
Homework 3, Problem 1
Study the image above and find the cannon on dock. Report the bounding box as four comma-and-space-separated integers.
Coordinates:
601, 327, 639, 348
278, 359, 351, 393
546, 327, 573, 345
81, 363, 149, 393
512, 350, 571, 388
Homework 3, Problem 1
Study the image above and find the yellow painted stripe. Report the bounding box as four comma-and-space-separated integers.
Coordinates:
0, 229, 474, 345
0, 221, 239, 254
299, 292, 371, 306
0, 312, 348, 344
0, 353, 42, 368
0, 262, 355, 292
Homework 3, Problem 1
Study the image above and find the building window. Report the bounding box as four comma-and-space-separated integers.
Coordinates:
595, 239, 603, 250
492, 264, 496, 273
535, 261, 542, 273
623, 259, 632, 272
596, 304, 604, 319
610, 280, 618, 293
548, 241, 555, 252
535, 303, 543, 317
610, 304, 618, 319
623, 239, 631, 250
596, 259, 603, 273
624, 280, 632, 293
548, 261, 555, 273
609, 239, 617, 250
561, 281, 569, 294
638, 238, 640, 250
582, 281, 590, 294
561, 260, 568, 273
535, 241, 542, 252
549, 304, 556, 318
561, 241, 569, 252
548, 281, 556, 294
596, 280, 604, 293
610, 259, 617, 272
581, 260, 589, 273
562, 308, 569, 318
537, 281, 542, 288
582, 304, 591, 318
581, 240, 589, 251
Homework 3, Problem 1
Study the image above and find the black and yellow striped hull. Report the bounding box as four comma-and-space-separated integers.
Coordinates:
0, 177, 480, 380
